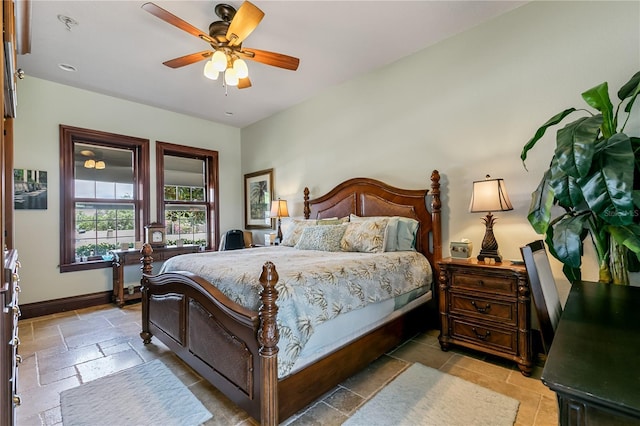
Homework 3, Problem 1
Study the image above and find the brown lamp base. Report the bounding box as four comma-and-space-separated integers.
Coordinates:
477, 248, 503, 263
477, 212, 503, 263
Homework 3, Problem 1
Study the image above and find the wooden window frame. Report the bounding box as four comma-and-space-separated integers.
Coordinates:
59, 125, 150, 272
156, 141, 219, 251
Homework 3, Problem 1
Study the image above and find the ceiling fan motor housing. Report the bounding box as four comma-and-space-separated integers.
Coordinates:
214, 4, 236, 21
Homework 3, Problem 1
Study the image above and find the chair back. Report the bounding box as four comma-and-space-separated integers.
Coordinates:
520, 240, 562, 354
222, 229, 245, 250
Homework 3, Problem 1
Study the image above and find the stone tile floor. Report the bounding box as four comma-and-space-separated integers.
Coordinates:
16, 303, 557, 425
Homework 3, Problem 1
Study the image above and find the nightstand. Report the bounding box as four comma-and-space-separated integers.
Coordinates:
438, 257, 533, 376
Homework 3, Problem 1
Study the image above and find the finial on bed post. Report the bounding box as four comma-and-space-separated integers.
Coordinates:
258, 261, 280, 426
303, 187, 310, 219
430, 170, 442, 264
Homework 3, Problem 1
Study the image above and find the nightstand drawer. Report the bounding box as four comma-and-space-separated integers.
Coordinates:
451, 319, 517, 354
450, 294, 516, 326
450, 272, 516, 295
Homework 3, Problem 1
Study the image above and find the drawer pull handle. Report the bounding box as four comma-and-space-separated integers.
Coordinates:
472, 327, 491, 341
471, 300, 491, 313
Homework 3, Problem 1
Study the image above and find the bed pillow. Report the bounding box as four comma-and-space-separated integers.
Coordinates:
341, 217, 390, 253
349, 214, 418, 251
294, 224, 348, 251
396, 217, 419, 251
349, 214, 397, 251
281, 218, 317, 247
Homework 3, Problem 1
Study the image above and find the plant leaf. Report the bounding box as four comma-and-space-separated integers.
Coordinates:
617, 70, 640, 101
527, 169, 555, 234
549, 157, 587, 210
555, 115, 601, 178
607, 224, 640, 255
562, 263, 582, 283
578, 133, 634, 225
551, 214, 587, 268
582, 82, 615, 137
521, 108, 576, 166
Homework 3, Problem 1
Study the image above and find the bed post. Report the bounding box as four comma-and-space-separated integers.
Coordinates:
303, 187, 310, 219
430, 170, 442, 265
140, 243, 154, 344
258, 261, 280, 426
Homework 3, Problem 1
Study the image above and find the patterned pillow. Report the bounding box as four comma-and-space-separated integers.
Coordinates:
281, 219, 317, 247
341, 218, 390, 253
294, 224, 348, 251
349, 214, 418, 251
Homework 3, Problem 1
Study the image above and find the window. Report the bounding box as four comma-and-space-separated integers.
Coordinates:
156, 142, 219, 250
60, 125, 150, 272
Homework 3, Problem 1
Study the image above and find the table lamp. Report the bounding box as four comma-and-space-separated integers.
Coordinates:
469, 175, 513, 262
269, 198, 289, 243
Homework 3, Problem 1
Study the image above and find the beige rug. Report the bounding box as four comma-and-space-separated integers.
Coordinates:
60, 359, 212, 426
343, 363, 519, 426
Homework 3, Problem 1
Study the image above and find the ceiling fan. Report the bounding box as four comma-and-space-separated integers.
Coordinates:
142, 1, 300, 89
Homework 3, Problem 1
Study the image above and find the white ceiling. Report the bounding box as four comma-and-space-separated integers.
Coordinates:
17, 1, 527, 128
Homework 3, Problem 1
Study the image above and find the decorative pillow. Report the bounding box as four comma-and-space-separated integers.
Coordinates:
281, 219, 317, 247
294, 224, 348, 251
349, 214, 418, 251
341, 218, 390, 253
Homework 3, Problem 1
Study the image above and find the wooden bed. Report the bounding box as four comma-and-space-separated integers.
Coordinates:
139, 170, 442, 425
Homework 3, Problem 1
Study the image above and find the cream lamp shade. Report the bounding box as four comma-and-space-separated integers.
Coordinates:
469, 175, 513, 262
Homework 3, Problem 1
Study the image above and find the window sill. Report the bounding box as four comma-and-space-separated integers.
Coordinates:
60, 259, 112, 273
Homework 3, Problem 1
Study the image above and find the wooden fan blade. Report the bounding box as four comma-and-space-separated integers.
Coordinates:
226, 1, 264, 47
142, 2, 216, 45
238, 77, 252, 89
240, 48, 300, 71
163, 51, 213, 69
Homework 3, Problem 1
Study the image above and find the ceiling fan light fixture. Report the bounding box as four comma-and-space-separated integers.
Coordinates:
203, 60, 219, 80
95, 161, 106, 170
211, 50, 227, 72
225, 67, 239, 86
84, 159, 96, 169
233, 59, 249, 79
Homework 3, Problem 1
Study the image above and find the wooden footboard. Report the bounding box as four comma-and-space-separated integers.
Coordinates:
140, 244, 280, 424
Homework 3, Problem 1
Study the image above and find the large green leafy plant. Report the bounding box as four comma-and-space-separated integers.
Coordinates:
521, 71, 640, 284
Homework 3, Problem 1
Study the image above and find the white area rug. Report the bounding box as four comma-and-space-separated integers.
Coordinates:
60, 359, 212, 426
343, 363, 519, 426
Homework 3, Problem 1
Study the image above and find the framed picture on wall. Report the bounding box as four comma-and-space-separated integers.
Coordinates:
14, 169, 48, 210
244, 168, 274, 229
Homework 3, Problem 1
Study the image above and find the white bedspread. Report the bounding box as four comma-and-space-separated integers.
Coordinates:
160, 246, 433, 376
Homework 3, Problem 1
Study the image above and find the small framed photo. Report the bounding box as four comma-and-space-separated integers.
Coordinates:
244, 168, 274, 229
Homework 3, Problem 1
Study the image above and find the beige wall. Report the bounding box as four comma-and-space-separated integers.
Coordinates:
241, 1, 640, 298
13, 78, 242, 304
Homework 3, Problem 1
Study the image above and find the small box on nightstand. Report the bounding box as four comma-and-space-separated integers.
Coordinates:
450, 241, 473, 258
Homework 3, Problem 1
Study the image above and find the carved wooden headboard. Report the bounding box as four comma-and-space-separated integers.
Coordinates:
302, 170, 442, 268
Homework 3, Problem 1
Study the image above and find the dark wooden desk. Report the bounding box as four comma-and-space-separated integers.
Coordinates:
541, 281, 640, 425
111, 245, 199, 307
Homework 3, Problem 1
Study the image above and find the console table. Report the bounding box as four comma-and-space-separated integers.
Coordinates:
112, 245, 199, 307
541, 281, 640, 425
